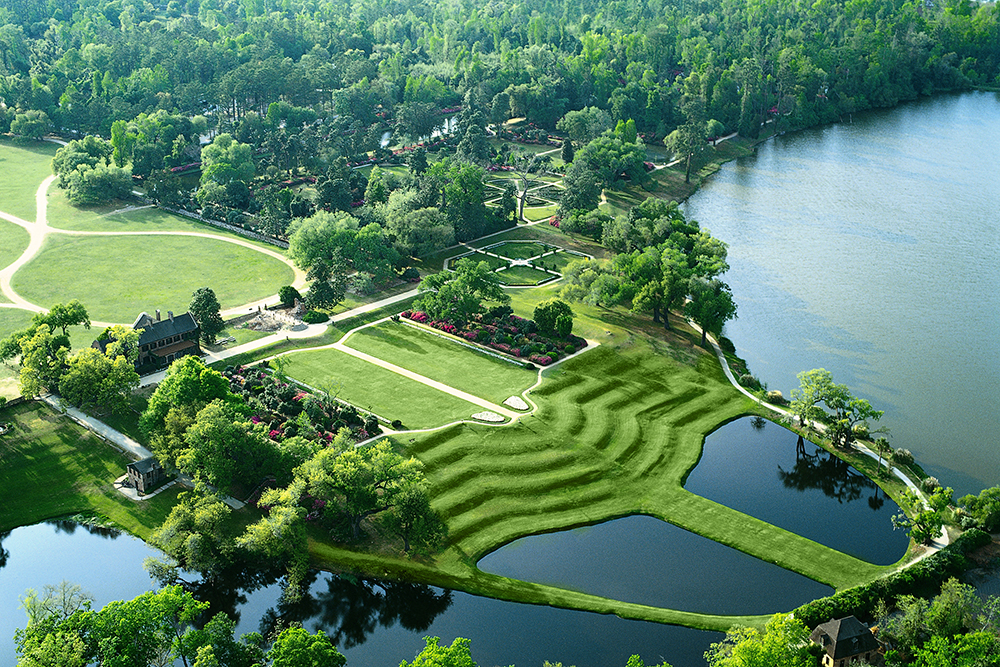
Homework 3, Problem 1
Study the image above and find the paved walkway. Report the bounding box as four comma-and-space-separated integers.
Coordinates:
0, 169, 308, 329
690, 320, 950, 553
139, 288, 421, 386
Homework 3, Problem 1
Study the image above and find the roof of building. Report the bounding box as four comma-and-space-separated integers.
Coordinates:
127, 457, 161, 475
132, 311, 199, 347
810, 616, 881, 660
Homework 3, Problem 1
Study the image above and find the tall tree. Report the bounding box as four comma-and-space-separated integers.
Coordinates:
684, 277, 737, 347
189, 287, 225, 345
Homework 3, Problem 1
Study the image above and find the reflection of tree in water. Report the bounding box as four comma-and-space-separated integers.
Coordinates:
46, 519, 121, 539
257, 573, 452, 648
0, 529, 10, 569
778, 435, 878, 505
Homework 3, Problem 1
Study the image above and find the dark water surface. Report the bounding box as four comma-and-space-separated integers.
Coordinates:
683, 91, 1000, 498
0, 522, 723, 667
478, 514, 832, 614
684, 417, 908, 565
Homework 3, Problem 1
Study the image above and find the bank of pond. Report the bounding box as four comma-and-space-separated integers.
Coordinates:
0, 416, 910, 666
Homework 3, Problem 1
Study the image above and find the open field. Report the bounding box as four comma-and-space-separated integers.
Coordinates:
344, 321, 537, 405
0, 139, 59, 220
496, 265, 554, 286
282, 345, 483, 429
12, 234, 295, 324
0, 220, 30, 277
0, 308, 35, 340
0, 400, 178, 536
45, 191, 283, 252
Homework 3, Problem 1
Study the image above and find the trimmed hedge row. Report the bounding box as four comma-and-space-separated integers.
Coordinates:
795, 529, 992, 627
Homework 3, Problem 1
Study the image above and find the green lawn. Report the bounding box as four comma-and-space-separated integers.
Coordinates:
12, 234, 295, 324
45, 191, 282, 252
0, 219, 30, 278
542, 251, 587, 273
407, 300, 894, 607
282, 346, 482, 429
496, 265, 555, 286
0, 139, 59, 221
489, 241, 554, 260
522, 205, 558, 222
447, 251, 508, 271
0, 307, 36, 339
344, 321, 537, 405
0, 400, 178, 537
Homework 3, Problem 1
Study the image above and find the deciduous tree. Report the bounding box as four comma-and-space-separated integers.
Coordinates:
189, 287, 225, 345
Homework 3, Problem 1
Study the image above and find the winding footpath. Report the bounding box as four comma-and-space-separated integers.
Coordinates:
0, 171, 307, 328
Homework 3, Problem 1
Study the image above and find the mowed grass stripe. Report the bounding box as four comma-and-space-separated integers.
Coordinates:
343, 321, 536, 405
282, 346, 481, 429
12, 234, 294, 324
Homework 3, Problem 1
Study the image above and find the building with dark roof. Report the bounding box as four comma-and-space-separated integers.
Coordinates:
810, 616, 882, 667
129, 310, 201, 368
126, 457, 164, 494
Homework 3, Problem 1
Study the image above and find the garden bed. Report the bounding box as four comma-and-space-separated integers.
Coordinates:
401, 309, 586, 366
489, 241, 555, 260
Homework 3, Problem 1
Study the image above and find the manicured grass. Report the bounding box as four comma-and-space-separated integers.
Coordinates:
12, 234, 295, 324
0, 307, 36, 339
543, 251, 588, 272
282, 346, 482, 429
496, 265, 554, 286
0, 400, 178, 538
447, 251, 508, 271
202, 323, 272, 352
45, 191, 282, 252
489, 241, 553, 260
0, 139, 59, 221
522, 205, 559, 222
344, 321, 537, 405
0, 219, 30, 277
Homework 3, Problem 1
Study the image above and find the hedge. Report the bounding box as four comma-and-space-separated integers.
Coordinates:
795, 529, 992, 627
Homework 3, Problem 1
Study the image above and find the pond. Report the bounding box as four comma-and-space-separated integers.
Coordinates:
478, 514, 832, 616
684, 417, 909, 565
0, 522, 724, 667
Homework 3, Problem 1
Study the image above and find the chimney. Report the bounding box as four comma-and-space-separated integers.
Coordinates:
167, 311, 174, 321
155, 309, 160, 321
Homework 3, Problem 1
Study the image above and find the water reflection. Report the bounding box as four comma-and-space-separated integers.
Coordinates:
46, 519, 121, 539
685, 417, 908, 565
256, 573, 452, 648
778, 434, 877, 504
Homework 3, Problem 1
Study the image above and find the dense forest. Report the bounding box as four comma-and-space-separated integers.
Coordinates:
2, 0, 998, 150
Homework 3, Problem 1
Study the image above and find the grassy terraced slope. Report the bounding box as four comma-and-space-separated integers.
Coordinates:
411, 338, 891, 595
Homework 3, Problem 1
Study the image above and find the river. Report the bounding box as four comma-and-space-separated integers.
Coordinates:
684, 91, 1000, 499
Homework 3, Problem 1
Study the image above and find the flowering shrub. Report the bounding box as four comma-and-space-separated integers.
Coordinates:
405, 311, 429, 323
269, 429, 282, 440
528, 354, 553, 365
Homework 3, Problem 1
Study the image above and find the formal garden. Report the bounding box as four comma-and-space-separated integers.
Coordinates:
444, 240, 592, 288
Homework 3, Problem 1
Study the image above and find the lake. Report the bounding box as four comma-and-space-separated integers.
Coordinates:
683, 91, 1000, 499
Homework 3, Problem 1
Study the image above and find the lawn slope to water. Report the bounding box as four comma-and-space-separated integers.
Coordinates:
0, 401, 177, 536
282, 346, 484, 429
343, 321, 537, 405
12, 234, 294, 323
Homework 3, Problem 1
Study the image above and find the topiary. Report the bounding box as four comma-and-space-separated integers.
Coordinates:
278, 285, 301, 307
302, 310, 329, 324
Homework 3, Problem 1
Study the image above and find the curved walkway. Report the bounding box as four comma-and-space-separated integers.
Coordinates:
691, 319, 950, 555
0, 172, 307, 328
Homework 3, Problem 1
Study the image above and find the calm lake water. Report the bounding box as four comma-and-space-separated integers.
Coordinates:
684, 417, 908, 565
478, 514, 832, 614
684, 91, 1000, 499
0, 522, 723, 667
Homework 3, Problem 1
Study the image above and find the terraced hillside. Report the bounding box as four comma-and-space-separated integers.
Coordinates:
413, 337, 889, 594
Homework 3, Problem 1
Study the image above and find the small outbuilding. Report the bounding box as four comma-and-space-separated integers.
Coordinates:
810, 616, 882, 667
126, 457, 164, 495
